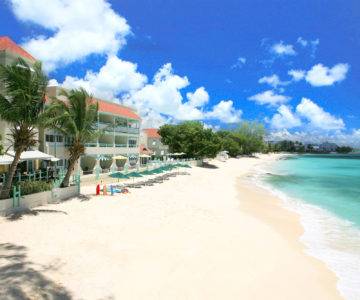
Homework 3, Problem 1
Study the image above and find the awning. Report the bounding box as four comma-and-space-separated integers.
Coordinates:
139, 154, 151, 158
7, 150, 54, 161
0, 154, 15, 165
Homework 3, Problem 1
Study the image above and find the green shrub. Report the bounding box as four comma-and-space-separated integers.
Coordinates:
10, 180, 52, 197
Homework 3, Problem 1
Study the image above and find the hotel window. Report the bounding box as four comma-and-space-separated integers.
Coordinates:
46, 134, 63, 143
128, 139, 137, 148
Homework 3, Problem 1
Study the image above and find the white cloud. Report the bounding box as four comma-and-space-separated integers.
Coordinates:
186, 87, 209, 107
10, 0, 131, 72
305, 63, 349, 86
48, 79, 59, 86
297, 37, 308, 47
310, 39, 320, 58
123, 63, 241, 123
270, 41, 296, 56
267, 129, 360, 147
248, 90, 291, 107
205, 100, 242, 123
269, 105, 302, 129
231, 57, 246, 69
288, 69, 305, 82
296, 98, 345, 130
258, 74, 290, 88
60, 55, 147, 100
202, 123, 220, 131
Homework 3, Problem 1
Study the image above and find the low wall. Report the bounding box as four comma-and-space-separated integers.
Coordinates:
0, 185, 79, 216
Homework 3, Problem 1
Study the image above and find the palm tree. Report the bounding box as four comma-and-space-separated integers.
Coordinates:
0, 58, 48, 199
39, 88, 101, 187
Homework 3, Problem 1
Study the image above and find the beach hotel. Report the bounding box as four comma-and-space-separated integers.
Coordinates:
0, 36, 141, 176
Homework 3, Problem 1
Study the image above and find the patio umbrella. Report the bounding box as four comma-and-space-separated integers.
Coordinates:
113, 155, 127, 159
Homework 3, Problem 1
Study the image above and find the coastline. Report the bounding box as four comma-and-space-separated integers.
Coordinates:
0, 154, 343, 299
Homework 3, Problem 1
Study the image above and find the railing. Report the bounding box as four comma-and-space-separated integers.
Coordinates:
128, 144, 139, 148
114, 126, 129, 134
115, 144, 127, 147
85, 143, 97, 147
97, 122, 139, 134
98, 122, 113, 131
128, 128, 140, 134
99, 143, 114, 147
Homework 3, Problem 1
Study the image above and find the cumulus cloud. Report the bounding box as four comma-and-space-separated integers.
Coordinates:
59, 55, 147, 100
205, 100, 242, 123
231, 57, 246, 69
123, 63, 242, 124
270, 41, 296, 56
296, 98, 345, 130
186, 87, 209, 107
269, 105, 302, 129
258, 74, 290, 88
288, 69, 305, 82
305, 63, 349, 86
9, 0, 131, 72
248, 90, 291, 107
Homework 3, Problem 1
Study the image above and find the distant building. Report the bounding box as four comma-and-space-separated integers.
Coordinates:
305, 143, 320, 151
319, 142, 338, 152
142, 129, 169, 157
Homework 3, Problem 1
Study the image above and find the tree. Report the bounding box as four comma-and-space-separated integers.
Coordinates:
336, 146, 353, 153
233, 121, 266, 155
0, 58, 48, 199
216, 130, 242, 157
0, 134, 3, 155
39, 88, 101, 187
159, 121, 222, 158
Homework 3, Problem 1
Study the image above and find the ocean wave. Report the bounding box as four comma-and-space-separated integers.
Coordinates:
252, 170, 360, 300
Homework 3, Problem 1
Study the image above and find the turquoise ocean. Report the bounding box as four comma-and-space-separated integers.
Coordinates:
256, 154, 360, 300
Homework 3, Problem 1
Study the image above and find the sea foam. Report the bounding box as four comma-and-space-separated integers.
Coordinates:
252, 163, 360, 300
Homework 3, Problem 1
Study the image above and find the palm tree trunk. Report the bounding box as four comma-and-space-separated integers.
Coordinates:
61, 155, 79, 188
0, 149, 23, 199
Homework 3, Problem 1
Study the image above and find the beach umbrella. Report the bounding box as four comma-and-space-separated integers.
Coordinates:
109, 172, 129, 179
127, 172, 143, 178
179, 164, 192, 168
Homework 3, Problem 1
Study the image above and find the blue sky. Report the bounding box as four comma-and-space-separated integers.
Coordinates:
1, 0, 360, 145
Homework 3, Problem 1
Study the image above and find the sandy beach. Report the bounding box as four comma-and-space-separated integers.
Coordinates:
0, 154, 343, 299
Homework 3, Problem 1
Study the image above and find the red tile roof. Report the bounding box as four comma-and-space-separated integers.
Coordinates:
45, 95, 141, 120
140, 143, 153, 154
143, 128, 161, 138
0, 37, 36, 61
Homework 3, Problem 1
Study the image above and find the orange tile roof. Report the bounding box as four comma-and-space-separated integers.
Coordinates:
45, 95, 141, 120
143, 128, 162, 138
0, 36, 36, 61
97, 100, 141, 120
140, 143, 153, 154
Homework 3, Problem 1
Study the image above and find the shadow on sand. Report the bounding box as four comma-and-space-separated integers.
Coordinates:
6, 209, 68, 221
198, 162, 219, 169
0, 243, 72, 299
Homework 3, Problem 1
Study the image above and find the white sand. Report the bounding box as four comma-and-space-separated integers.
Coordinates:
0, 154, 343, 299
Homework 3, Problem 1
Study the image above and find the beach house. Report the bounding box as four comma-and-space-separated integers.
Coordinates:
142, 128, 169, 157
0, 36, 142, 175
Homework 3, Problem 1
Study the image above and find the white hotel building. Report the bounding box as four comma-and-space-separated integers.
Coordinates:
0, 36, 141, 176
